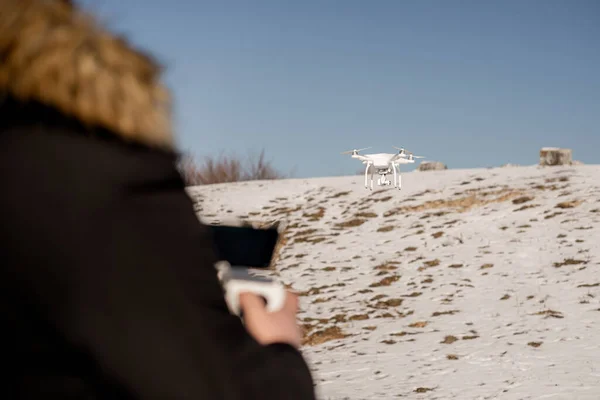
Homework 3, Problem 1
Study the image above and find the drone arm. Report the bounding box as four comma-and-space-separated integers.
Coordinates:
389, 153, 405, 163
353, 155, 369, 162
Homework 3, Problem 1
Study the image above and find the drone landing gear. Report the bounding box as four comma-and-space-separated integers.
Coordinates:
392, 162, 401, 190
364, 163, 374, 190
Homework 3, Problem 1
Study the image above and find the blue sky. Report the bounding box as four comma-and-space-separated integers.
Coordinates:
79, 0, 599, 178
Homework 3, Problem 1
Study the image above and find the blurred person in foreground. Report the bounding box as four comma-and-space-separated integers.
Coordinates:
0, 0, 316, 399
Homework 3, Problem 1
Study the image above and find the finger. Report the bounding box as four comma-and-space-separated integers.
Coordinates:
283, 291, 298, 314
239, 292, 266, 314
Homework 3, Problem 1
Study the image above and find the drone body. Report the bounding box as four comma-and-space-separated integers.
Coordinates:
342, 147, 425, 190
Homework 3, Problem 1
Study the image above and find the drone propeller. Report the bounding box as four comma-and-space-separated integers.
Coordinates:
341, 147, 371, 155
408, 152, 425, 160
392, 146, 407, 155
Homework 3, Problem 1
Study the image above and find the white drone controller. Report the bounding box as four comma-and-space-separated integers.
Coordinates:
216, 261, 286, 317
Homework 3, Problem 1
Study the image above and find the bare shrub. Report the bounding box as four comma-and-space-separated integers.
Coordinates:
177, 149, 288, 186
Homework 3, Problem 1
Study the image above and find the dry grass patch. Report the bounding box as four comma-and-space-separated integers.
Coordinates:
293, 236, 328, 244
335, 218, 367, 228
412, 189, 435, 197
533, 184, 560, 191
447, 354, 459, 360
371, 294, 388, 301
297, 284, 343, 297
418, 259, 441, 272
514, 204, 540, 211
328, 191, 351, 199
441, 335, 459, 344
512, 196, 534, 204
528, 341, 543, 348
363, 193, 394, 204
374, 263, 398, 271
556, 200, 582, 209
370, 298, 404, 308
432, 310, 460, 317
408, 321, 428, 328
544, 211, 563, 219
444, 219, 460, 226
414, 387, 435, 393
355, 211, 378, 218
313, 296, 335, 304
349, 313, 370, 321
303, 207, 325, 221
577, 283, 600, 288
269, 228, 290, 269
369, 274, 401, 287
377, 225, 395, 232
292, 228, 318, 237
375, 196, 393, 202
384, 188, 526, 217
397, 310, 415, 318
431, 231, 444, 238
390, 331, 422, 337
546, 176, 570, 183
303, 326, 351, 346
480, 263, 494, 269
553, 258, 587, 268
269, 205, 302, 217
374, 312, 396, 319
532, 309, 564, 319
363, 326, 377, 331
424, 259, 440, 267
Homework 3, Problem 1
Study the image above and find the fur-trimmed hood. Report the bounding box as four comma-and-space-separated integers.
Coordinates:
0, 0, 174, 150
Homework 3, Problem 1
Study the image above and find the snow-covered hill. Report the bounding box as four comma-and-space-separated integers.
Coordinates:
188, 164, 600, 400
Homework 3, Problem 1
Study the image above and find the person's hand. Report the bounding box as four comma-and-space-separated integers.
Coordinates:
239, 290, 302, 348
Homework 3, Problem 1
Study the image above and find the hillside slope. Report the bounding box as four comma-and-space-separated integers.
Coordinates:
188, 164, 600, 400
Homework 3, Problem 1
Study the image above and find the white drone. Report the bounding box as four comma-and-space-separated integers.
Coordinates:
342, 146, 425, 190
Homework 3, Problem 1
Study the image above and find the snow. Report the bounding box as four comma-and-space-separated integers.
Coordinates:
187, 164, 600, 400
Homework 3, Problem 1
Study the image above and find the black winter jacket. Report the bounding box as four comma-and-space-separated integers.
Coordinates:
0, 1, 316, 399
